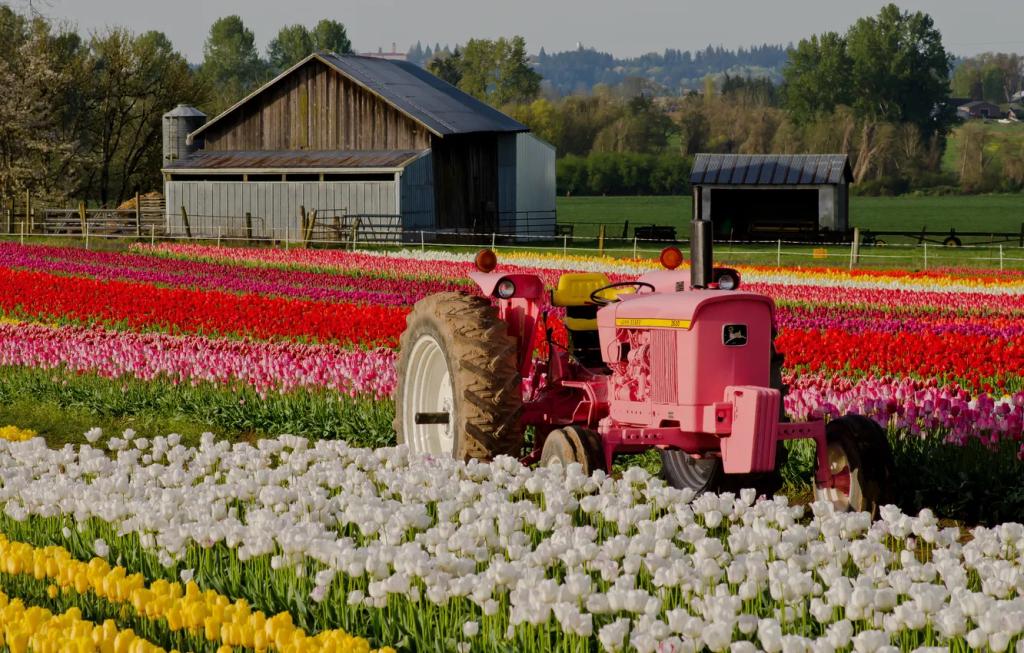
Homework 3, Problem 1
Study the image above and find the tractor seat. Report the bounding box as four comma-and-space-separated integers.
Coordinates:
552, 273, 612, 330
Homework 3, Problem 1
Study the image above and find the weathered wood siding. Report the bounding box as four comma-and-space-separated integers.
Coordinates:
399, 152, 435, 231
202, 60, 432, 152
166, 180, 398, 242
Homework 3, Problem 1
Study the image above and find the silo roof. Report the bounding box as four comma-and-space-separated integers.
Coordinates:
690, 154, 852, 185
163, 104, 207, 118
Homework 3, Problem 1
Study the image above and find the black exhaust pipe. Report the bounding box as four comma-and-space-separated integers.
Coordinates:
690, 219, 713, 288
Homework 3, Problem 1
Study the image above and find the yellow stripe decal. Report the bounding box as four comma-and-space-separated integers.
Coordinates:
615, 318, 692, 329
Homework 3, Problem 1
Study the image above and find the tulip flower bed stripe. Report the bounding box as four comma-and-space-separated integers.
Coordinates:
0, 435, 1023, 652
0, 535, 394, 653
0, 322, 396, 399
137, 243, 1024, 294
0, 589, 170, 653
0, 242, 463, 305
0, 266, 407, 346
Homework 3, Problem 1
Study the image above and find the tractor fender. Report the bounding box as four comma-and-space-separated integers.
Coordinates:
469, 272, 545, 300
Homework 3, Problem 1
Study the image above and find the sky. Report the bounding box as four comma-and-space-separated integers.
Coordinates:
35, 0, 1024, 63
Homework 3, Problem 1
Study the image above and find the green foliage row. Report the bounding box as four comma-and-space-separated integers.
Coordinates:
0, 366, 395, 448
556, 152, 691, 196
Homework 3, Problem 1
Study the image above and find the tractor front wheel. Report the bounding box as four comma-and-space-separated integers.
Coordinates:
660, 452, 723, 494
540, 427, 605, 475
394, 292, 523, 460
814, 414, 895, 514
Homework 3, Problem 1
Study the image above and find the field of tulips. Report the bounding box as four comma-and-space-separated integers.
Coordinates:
0, 240, 1023, 650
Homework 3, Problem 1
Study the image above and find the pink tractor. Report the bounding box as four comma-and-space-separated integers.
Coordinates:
394, 220, 894, 511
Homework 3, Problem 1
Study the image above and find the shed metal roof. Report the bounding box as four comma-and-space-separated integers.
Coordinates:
690, 154, 852, 186
188, 52, 527, 143
164, 149, 426, 173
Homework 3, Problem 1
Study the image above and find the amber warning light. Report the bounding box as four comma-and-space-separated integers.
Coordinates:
475, 249, 498, 273
659, 246, 684, 270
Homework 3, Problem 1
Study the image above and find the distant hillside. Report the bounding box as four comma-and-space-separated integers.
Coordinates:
534, 45, 790, 95
406, 42, 790, 96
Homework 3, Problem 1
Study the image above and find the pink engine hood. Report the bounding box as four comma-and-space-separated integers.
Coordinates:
598, 291, 775, 327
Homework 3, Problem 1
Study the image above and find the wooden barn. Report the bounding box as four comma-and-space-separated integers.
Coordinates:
690, 153, 852, 240
162, 52, 556, 242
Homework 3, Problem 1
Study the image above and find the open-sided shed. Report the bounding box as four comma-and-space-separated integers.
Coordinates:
690, 154, 852, 240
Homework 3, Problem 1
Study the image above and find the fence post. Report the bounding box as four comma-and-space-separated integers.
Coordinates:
78, 202, 86, 235
923, 243, 928, 270
5, 207, 11, 235
777, 239, 782, 266
350, 218, 359, 250
491, 232, 496, 251
563, 234, 568, 256
84, 222, 89, 250
850, 227, 860, 269
1000, 244, 1004, 270
598, 224, 606, 257
134, 192, 142, 238
179, 206, 192, 239
633, 237, 638, 259
150, 224, 155, 247
217, 226, 222, 247
420, 230, 425, 251
19, 220, 24, 246
25, 190, 31, 233
245, 212, 253, 243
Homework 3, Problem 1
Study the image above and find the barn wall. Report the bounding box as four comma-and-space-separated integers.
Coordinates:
201, 60, 432, 152
165, 179, 398, 243
399, 151, 435, 232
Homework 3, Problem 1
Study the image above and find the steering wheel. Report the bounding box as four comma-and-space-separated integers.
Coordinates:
589, 281, 656, 306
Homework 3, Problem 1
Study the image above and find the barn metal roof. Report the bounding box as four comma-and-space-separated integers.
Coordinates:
320, 53, 528, 136
164, 149, 427, 172
690, 154, 852, 186
188, 52, 527, 143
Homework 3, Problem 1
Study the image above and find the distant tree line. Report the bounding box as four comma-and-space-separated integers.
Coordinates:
0, 8, 353, 210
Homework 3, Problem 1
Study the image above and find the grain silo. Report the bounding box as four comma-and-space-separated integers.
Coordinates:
162, 105, 207, 166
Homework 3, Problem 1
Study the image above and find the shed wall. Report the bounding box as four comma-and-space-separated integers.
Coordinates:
399, 152, 436, 232
201, 60, 432, 152
165, 179, 398, 242
513, 133, 556, 237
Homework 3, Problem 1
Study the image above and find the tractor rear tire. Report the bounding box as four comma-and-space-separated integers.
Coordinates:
814, 414, 895, 515
540, 426, 605, 475
661, 344, 787, 497
394, 292, 523, 461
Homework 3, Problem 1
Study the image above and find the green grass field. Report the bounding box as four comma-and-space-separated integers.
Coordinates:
556, 194, 1024, 237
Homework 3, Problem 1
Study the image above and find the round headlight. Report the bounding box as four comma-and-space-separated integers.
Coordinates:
496, 279, 516, 299
717, 273, 737, 290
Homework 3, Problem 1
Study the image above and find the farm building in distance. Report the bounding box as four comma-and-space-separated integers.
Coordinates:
690, 154, 852, 240
161, 52, 556, 242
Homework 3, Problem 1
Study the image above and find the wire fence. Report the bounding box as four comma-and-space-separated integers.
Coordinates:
3, 220, 1024, 271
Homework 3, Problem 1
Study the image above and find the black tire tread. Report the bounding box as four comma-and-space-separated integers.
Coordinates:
394, 292, 523, 460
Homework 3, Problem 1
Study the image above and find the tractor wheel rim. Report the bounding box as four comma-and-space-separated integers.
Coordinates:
403, 334, 454, 456
815, 442, 859, 511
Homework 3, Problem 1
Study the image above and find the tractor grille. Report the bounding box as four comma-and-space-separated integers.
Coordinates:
650, 330, 678, 404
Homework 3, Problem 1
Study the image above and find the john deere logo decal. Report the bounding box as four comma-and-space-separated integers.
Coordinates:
723, 324, 747, 346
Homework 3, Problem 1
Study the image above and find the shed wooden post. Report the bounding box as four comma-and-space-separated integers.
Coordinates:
179, 206, 192, 238
134, 192, 142, 237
